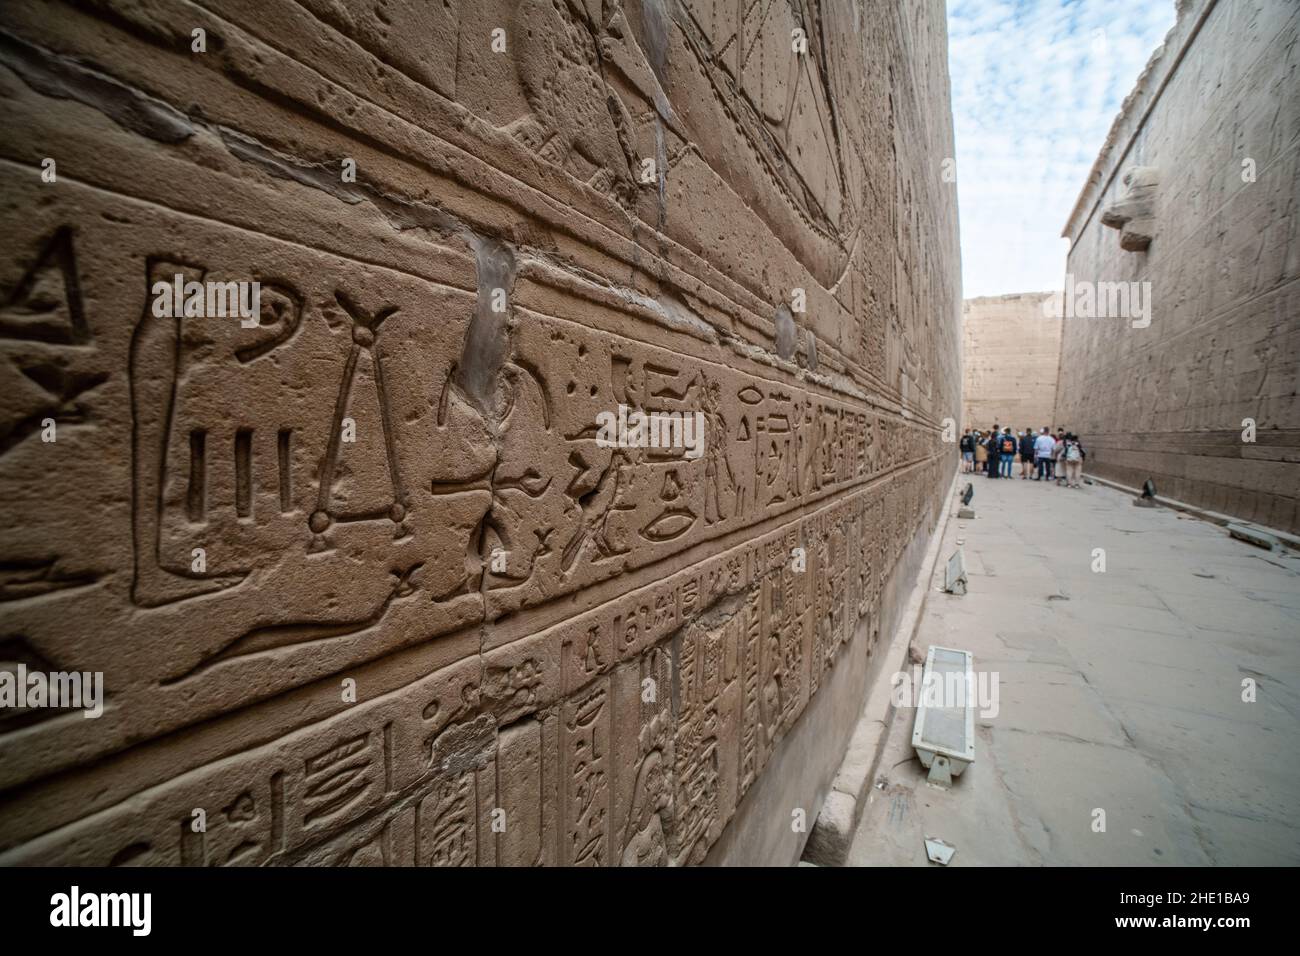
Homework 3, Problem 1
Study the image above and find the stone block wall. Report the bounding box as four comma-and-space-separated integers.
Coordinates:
962, 292, 1061, 432
1054, 0, 1299, 533
0, 0, 959, 865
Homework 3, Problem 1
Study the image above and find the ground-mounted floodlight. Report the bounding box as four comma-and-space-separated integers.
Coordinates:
1134, 477, 1159, 508
912, 646, 976, 787
1228, 523, 1279, 550
958, 482, 976, 518
944, 548, 967, 595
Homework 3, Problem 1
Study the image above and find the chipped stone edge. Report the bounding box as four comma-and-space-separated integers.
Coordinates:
1086, 473, 1300, 554
801, 472, 961, 866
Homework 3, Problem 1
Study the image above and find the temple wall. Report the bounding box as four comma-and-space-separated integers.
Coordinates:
962, 292, 1061, 432
0, 0, 960, 865
1054, 0, 1299, 533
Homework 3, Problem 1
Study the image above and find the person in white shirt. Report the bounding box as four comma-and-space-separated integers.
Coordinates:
1032, 427, 1055, 481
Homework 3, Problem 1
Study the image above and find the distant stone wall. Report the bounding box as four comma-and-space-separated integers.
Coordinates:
1054, 0, 1299, 533
0, 0, 960, 865
962, 292, 1061, 432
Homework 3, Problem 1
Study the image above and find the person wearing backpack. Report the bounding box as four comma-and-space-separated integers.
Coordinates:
1063, 433, 1085, 488
960, 430, 975, 473
984, 426, 1001, 478
998, 427, 1016, 478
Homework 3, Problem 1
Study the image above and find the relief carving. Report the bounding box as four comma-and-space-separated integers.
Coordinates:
0, 0, 958, 866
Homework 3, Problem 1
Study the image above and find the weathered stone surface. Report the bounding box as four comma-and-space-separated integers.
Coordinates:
1055, 0, 1300, 536
962, 292, 1061, 431
0, 0, 960, 865
1099, 165, 1159, 252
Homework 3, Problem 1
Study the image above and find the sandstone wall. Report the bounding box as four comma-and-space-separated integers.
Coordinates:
962, 292, 1061, 432
0, 0, 960, 866
1054, 0, 1299, 533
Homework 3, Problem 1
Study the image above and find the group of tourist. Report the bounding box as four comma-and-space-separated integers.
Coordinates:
958, 426, 1087, 488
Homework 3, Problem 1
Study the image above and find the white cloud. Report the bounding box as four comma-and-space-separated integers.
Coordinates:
947, 0, 1177, 297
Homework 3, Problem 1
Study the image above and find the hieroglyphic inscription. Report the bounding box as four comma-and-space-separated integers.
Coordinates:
0, 0, 959, 865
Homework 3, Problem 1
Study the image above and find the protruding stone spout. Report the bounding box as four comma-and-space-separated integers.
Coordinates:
1100, 165, 1158, 251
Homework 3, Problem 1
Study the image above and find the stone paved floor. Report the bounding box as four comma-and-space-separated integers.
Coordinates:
847, 471, 1300, 866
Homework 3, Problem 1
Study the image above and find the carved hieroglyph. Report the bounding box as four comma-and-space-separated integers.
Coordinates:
0, 0, 960, 864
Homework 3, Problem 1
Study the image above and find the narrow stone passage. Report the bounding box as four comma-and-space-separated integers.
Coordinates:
849, 477, 1300, 866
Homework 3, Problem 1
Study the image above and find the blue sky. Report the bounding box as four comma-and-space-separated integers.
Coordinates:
947, 0, 1177, 297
